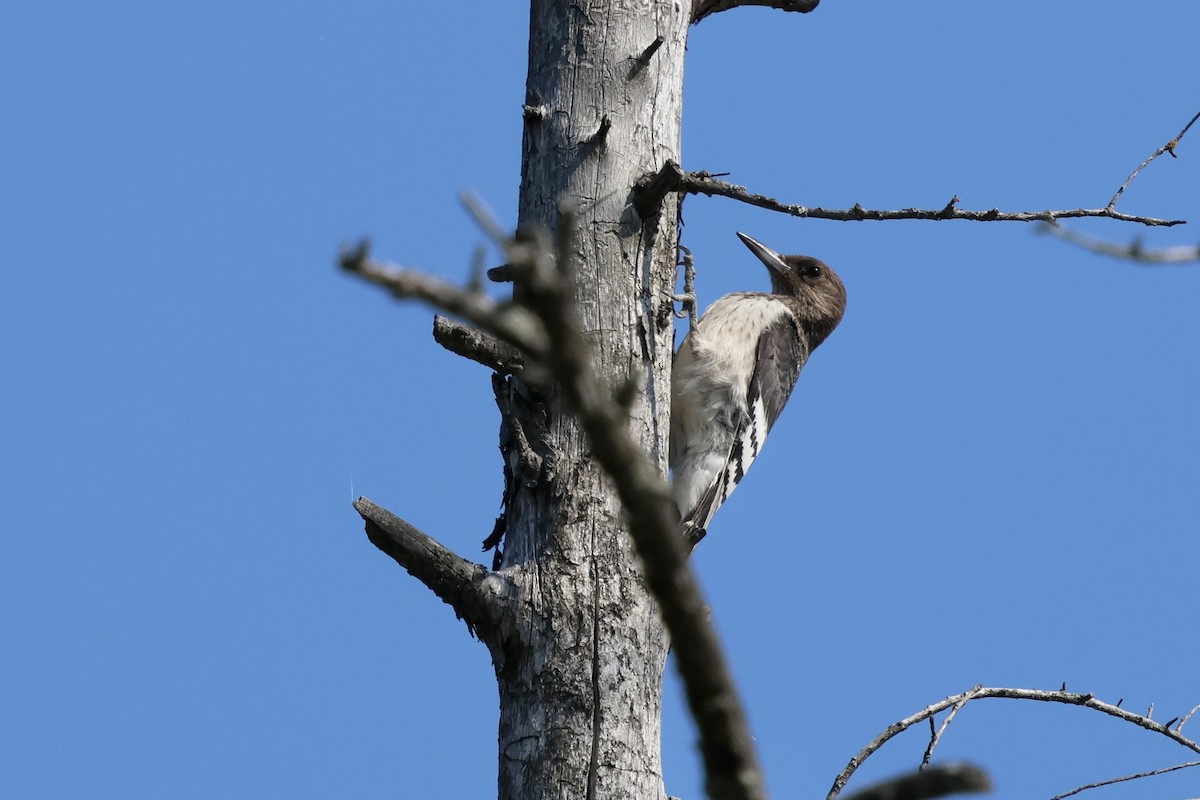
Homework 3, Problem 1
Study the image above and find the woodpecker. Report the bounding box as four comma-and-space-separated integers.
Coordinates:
670, 232, 847, 542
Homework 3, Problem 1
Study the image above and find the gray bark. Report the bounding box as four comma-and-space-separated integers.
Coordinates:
492, 1, 688, 798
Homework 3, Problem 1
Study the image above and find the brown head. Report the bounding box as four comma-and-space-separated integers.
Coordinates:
737, 231, 847, 349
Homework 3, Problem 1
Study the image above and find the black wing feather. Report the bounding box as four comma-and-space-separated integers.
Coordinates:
749, 315, 807, 435
684, 316, 809, 536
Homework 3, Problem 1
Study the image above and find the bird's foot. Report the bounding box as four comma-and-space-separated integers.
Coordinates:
671, 291, 697, 319
674, 243, 698, 330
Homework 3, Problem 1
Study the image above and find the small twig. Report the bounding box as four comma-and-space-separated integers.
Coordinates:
1108, 108, 1200, 209
921, 695, 971, 770
460, 192, 512, 247
1178, 703, 1200, 733
827, 686, 1200, 800
629, 35, 665, 77
842, 763, 991, 800
1049, 760, 1200, 800
677, 171, 1186, 227
1040, 224, 1200, 264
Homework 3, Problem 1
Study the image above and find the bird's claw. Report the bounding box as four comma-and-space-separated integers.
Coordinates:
672, 292, 697, 319
674, 243, 698, 331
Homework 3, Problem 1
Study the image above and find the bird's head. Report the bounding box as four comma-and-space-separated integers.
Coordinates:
737, 231, 847, 348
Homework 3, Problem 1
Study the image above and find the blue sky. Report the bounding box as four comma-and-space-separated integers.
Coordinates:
4, 3, 1199, 799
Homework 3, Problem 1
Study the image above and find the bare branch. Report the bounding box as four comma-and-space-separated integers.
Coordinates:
1040, 225, 1200, 264
352, 497, 506, 637
678, 172, 1186, 227
842, 763, 991, 800
692, 0, 820, 25
1049, 761, 1200, 800
1108, 108, 1200, 209
458, 192, 511, 246
827, 686, 1200, 800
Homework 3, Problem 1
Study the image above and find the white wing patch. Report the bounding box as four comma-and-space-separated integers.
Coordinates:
746, 393, 769, 471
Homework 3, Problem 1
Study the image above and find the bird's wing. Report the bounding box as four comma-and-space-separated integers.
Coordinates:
683, 316, 809, 535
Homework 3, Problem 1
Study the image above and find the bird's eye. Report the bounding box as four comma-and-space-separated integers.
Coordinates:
803, 264, 822, 279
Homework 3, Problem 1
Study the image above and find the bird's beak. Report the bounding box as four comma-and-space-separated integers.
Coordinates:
736, 232, 788, 277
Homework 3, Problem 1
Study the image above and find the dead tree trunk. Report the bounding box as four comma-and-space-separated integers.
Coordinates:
493, 2, 687, 798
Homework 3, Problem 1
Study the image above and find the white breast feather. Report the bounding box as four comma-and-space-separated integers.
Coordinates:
671, 294, 792, 521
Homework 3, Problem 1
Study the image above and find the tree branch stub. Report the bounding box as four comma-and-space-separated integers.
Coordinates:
692, 0, 820, 25
634, 159, 686, 220
351, 497, 506, 639
431, 315, 549, 382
